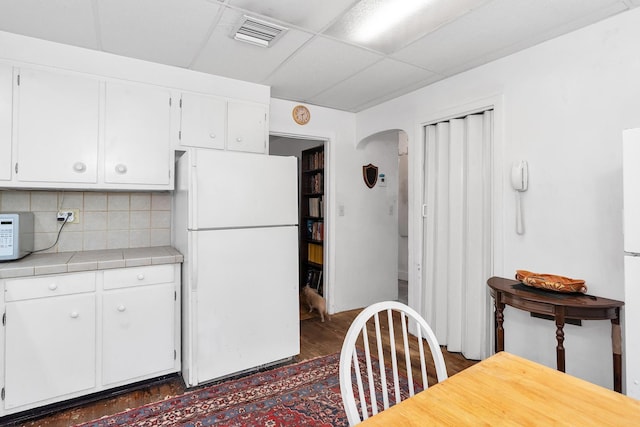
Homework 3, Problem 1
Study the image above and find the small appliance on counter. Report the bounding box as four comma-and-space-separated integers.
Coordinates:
0, 212, 34, 261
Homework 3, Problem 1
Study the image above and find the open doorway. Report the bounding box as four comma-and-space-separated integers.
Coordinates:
269, 135, 327, 321
398, 131, 409, 304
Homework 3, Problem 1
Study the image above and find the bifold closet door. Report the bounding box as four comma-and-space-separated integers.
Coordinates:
422, 110, 492, 360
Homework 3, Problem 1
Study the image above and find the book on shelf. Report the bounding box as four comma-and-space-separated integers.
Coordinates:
308, 196, 324, 218
305, 172, 323, 194
306, 150, 324, 170
307, 219, 324, 242
305, 220, 324, 241
314, 221, 323, 241
307, 243, 323, 264
315, 270, 323, 289
303, 268, 323, 291
306, 219, 313, 239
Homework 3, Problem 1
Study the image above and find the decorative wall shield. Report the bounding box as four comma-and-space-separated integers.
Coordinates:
363, 164, 378, 188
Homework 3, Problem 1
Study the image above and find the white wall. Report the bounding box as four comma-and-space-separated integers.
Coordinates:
270, 99, 399, 312
356, 7, 640, 389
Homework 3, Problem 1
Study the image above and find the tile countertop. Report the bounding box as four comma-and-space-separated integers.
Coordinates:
0, 246, 184, 279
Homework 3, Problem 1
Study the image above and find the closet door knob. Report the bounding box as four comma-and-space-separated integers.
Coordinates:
73, 162, 86, 173
70, 311, 79, 319
236, 137, 242, 142
115, 164, 128, 174
209, 133, 217, 139
117, 305, 126, 312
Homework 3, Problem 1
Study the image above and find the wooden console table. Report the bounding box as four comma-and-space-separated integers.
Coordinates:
487, 276, 624, 392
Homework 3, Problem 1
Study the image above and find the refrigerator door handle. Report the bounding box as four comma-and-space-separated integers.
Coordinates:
191, 232, 198, 291
191, 155, 199, 229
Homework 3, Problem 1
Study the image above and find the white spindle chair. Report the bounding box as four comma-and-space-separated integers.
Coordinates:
339, 301, 448, 425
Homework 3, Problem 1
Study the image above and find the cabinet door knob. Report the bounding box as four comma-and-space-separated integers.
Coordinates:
137, 274, 145, 280
115, 164, 128, 174
48, 283, 58, 291
70, 311, 79, 319
236, 137, 243, 142
73, 162, 86, 173
209, 133, 216, 139
117, 305, 126, 312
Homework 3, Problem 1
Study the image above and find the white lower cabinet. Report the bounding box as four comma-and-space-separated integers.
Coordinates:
102, 283, 175, 385
0, 264, 181, 417
4, 293, 96, 409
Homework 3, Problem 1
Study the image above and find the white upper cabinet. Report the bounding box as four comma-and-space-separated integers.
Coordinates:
179, 93, 269, 154
227, 101, 267, 153
0, 64, 12, 181
104, 82, 172, 185
15, 68, 99, 183
2, 61, 268, 189
179, 92, 226, 150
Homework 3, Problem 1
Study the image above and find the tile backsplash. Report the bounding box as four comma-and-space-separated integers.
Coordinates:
0, 191, 172, 253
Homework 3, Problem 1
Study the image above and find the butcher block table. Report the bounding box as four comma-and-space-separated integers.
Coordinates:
357, 352, 640, 426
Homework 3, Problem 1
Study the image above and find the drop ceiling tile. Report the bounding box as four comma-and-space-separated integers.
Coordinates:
309, 59, 440, 112
393, 0, 627, 75
191, 8, 314, 83
98, 0, 221, 67
324, 0, 489, 54
0, 0, 98, 49
264, 36, 383, 101
228, 0, 355, 32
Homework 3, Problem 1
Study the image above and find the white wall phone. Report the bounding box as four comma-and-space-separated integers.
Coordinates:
511, 161, 528, 234
511, 160, 528, 191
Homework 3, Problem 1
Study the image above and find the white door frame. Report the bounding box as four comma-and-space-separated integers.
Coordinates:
269, 130, 335, 314
408, 95, 505, 356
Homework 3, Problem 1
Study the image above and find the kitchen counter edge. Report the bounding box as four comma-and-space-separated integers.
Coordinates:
0, 246, 184, 279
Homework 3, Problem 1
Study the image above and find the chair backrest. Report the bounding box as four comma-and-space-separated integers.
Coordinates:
339, 301, 448, 425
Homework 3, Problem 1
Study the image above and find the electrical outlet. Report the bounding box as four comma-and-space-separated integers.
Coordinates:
57, 211, 73, 223
57, 209, 80, 224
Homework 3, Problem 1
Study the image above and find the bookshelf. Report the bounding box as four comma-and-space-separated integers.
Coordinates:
301, 145, 324, 295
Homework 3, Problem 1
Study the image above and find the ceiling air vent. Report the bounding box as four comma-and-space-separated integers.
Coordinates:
233, 15, 288, 48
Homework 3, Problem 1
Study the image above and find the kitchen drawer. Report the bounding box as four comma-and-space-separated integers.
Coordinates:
103, 264, 174, 290
4, 272, 96, 302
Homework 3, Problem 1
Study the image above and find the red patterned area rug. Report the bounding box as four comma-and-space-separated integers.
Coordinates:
75, 353, 349, 427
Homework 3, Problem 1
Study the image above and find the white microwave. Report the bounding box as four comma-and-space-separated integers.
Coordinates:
0, 212, 34, 261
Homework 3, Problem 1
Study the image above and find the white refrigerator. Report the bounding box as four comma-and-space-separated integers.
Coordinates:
623, 128, 640, 399
174, 148, 300, 387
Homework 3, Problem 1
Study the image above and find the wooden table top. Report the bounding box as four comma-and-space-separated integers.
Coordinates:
358, 352, 640, 426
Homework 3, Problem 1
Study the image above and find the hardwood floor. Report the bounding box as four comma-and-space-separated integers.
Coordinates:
9, 308, 477, 427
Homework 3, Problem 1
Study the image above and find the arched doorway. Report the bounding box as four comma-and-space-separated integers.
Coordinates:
357, 129, 409, 304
